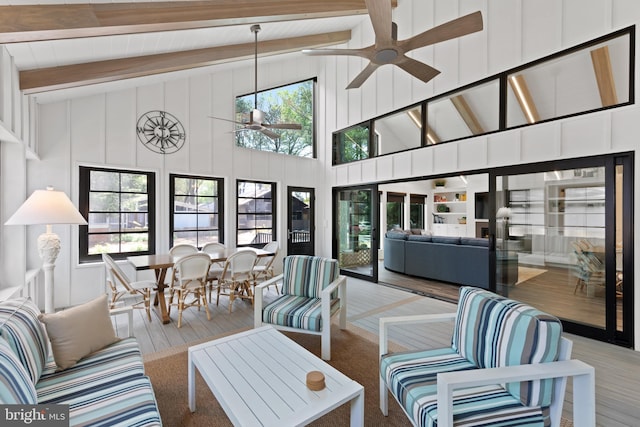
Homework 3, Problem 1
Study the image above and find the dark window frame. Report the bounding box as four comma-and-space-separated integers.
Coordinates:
169, 173, 225, 248
333, 26, 634, 165
236, 179, 276, 248
79, 166, 156, 263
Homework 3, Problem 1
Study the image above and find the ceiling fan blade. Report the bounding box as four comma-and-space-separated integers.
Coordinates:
396, 56, 440, 83
366, 0, 394, 46
400, 11, 483, 52
209, 116, 245, 126
265, 123, 303, 130
261, 128, 280, 140
302, 47, 373, 60
346, 62, 380, 89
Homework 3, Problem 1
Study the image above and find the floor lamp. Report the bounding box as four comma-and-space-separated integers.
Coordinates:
5, 187, 87, 313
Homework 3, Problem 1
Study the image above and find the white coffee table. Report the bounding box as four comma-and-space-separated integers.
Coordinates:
188, 325, 364, 426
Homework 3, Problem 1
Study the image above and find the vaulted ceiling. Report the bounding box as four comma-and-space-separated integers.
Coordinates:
1, 0, 399, 98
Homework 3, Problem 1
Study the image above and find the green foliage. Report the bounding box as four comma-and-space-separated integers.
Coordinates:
235, 80, 314, 157
336, 125, 370, 163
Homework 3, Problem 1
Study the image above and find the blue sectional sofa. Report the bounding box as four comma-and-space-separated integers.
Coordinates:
384, 231, 490, 289
0, 297, 161, 426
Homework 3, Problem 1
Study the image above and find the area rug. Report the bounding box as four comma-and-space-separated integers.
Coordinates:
516, 266, 548, 285
144, 323, 411, 426
144, 324, 574, 426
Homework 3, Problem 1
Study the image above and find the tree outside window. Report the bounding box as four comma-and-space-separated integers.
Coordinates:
235, 79, 315, 158
79, 166, 155, 262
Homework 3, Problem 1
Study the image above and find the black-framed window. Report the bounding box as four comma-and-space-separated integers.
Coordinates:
410, 194, 427, 229
169, 174, 224, 248
236, 78, 316, 158
236, 180, 275, 247
79, 166, 155, 262
333, 26, 634, 165
387, 192, 405, 231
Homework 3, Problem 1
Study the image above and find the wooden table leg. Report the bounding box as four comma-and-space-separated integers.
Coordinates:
154, 268, 171, 324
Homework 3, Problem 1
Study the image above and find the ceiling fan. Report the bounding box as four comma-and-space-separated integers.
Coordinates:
210, 25, 302, 139
302, 0, 483, 89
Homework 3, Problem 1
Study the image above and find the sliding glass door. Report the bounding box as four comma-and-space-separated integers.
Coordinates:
333, 186, 378, 282
491, 154, 633, 345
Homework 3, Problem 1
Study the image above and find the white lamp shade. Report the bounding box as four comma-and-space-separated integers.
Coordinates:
5, 188, 87, 226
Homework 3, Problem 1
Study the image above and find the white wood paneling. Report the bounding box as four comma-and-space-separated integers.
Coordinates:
163, 79, 190, 173
486, 130, 521, 168
487, 0, 522, 74
106, 90, 137, 167
72, 95, 106, 163
560, 114, 610, 158
135, 83, 167, 170
611, 108, 640, 151
392, 151, 413, 180
458, 138, 487, 172
522, 0, 562, 62
562, 0, 611, 47
411, 148, 434, 177
521, 123, 561, 163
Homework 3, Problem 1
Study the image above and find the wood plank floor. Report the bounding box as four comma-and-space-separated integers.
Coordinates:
117, 277, 640, 427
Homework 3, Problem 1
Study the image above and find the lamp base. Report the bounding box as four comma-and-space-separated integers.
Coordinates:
37, 232, 60, 313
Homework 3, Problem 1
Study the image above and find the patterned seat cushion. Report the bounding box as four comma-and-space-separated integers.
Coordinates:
52, 374, 161, 427
0, 336, 38, 404
36, 337, 146, 403
0, 298, 49, 383
281, 256, 339, 298
451, 287, 563, 408
381, 347, 547, 427
262, 295, 340, 332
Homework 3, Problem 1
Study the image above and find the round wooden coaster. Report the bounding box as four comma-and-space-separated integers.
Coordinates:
306, 370, 325, 391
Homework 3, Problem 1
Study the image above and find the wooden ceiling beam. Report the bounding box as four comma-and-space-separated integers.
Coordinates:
591, 46, 618, 107
508, 74, 540, 124
19, 30, 351, 94
0, 0, 395, 43
450, 94, 484, 135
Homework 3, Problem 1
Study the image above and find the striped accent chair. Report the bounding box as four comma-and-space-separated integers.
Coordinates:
254, 255, 347, 360
379, 286, 596, 427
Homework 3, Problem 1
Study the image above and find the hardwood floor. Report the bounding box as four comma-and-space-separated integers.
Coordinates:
119, 276, 640, 427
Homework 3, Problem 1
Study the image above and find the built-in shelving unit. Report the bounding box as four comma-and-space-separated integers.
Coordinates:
432, 186, 467, 236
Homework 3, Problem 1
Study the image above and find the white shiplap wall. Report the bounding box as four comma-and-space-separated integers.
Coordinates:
323, 0, 640, 348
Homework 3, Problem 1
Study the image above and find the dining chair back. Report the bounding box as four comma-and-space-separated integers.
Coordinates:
201, 242, 227, 302
167, 253, 212, 328
102, 253, 155, 321
168, 243, 199, 286
217, 250, 258, 312
252, 241, 279, 292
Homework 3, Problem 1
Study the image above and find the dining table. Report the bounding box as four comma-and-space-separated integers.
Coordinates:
127, 247, 273, 324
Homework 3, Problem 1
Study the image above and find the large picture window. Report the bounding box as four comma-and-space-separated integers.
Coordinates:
237, 180, 275, 247
235, 78, 315, 158
170, 174, 224, 248
79, 166, 155, 262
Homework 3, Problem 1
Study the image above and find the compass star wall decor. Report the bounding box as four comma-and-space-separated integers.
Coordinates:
136, 110, 186, 154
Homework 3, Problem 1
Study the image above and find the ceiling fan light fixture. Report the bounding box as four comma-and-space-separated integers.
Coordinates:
375, 48, 398, 63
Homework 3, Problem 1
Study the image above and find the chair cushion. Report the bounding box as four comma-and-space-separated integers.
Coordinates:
0, 336, 38, 404
37, 337, 146, 403
39, 294, 120, 370
43, 374, 161, 427
380, 347, 548, 427
0, 297, 49, 383
451, 287, 563, 407
262, 295, 340, 332
281, 256, 339, 298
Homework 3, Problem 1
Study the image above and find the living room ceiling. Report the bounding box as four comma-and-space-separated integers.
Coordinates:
1, 0, 394, 100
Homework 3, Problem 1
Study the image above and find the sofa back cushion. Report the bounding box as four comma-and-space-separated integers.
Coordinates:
451, 287, 562, 408
0, 298, 48, 384
0, 336, 38, 404
282, 256, 339, 298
